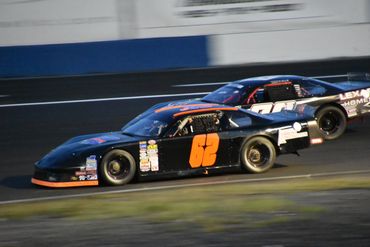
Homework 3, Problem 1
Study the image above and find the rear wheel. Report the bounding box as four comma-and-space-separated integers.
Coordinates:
240, 137, 276, 173
99, 150, 136, 186
316, 106, 346, 140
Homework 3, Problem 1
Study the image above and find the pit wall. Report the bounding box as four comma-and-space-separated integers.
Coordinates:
0, 0, 369, 78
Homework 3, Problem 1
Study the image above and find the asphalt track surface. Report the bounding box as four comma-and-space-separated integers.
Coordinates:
1, 58, 370, 203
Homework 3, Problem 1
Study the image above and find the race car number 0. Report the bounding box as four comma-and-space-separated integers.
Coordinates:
189, 133, 219, 168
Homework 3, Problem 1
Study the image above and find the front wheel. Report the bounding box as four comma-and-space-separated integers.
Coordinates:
240, 137, 276, 173
316, 106, 347, 140
99, 150, 136, 186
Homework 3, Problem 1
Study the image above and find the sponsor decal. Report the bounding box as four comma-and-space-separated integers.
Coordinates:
86, 155, 97, 171
140, 159, 151, 172
250, 100, 296, 114
80, 135, 120, 145
86, 170, 97, 175
75, 155, 99, 181
139, 140, 159, 172
364, 102, 370, 108
148, 139, 156, 145
278, 127, 308, 145
139, 144, 147, 149
87, 174, 98, 181
339, 88, 370, 101
339, 88, 370, 116
75, 171, 87, 176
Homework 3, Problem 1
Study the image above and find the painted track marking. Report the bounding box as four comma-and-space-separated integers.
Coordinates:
0, 74, 349, 108
0, 92, 210, 108
1, 169, 370, 205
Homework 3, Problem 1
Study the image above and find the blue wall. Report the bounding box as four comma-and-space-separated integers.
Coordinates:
0, 36, 209, 78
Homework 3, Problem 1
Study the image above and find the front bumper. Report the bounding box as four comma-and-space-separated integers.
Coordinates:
32, 166, 99, 188
31, 178, 98, 188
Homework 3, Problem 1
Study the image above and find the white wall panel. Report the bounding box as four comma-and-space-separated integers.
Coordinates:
210, 24, 370, 65
0, 0, 119, 46
135, 0, 370, 38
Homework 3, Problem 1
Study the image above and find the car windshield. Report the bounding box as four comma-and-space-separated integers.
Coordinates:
121, 114, 169, 137
202, 84, 247, 105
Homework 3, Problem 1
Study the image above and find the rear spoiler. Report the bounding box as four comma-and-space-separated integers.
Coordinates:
347, 72, 370, 82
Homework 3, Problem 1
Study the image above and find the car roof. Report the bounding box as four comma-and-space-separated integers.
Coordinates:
233, 75, 308, 86
153, 102, 239, 119
152, 101, 272, 122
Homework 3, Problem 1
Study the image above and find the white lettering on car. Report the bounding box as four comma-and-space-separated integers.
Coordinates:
339, 88, 370, 101
250, 100, 296, 114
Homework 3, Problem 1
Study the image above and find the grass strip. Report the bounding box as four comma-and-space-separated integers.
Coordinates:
0, 175, 369, 231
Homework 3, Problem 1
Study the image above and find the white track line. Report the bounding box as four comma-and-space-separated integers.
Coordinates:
172, 74, 348, 87
1, 169, 369, 205
173, 82, 229, 87
0, 92, 210, 108
0, 74, 349, 108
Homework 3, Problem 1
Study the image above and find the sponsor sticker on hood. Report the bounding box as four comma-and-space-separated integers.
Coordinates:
80, 135, 120, 145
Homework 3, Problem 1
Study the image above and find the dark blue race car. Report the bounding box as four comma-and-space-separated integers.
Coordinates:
202, 74, 370, 140
32, 102, 323, 188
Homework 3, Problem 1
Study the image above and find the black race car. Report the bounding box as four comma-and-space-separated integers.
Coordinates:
32, 102, 323, 188
202, 74, 370, 140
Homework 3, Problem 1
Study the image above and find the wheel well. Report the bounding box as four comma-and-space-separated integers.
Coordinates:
315, 103, 348, 119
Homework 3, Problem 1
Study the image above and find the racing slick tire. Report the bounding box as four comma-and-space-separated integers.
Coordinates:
240, 137, 276, 173
316, 106, 347, 140
99, 149, 136, 186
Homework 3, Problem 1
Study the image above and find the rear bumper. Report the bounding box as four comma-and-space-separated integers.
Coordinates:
307, 120, 324, 145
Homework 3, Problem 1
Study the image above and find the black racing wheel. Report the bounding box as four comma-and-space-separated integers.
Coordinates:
240, 137, 276, 173
99, 150, 136, 186
316, 106, 347, 140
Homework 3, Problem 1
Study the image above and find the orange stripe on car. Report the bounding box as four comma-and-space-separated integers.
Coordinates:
265, 81, 292, 87
155, 103, 218, 113
31, 178, 98, 188
173, 107, 238, 117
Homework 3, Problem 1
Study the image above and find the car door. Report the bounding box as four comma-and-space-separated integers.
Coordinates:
157, 111, 233, 173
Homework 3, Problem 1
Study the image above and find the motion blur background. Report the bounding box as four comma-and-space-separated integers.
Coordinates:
0, 0, 369, 78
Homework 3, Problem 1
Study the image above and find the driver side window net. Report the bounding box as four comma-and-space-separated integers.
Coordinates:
170, 113, 222, 137
296, 80, 327, 97
246, 82, 298, 104
264, 83, 297, 102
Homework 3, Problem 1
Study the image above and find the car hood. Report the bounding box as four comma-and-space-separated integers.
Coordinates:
36, 132, 141, 169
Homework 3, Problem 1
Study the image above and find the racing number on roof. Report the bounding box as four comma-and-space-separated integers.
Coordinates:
189, 133, 219, 168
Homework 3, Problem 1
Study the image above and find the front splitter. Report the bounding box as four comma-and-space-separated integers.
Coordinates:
31, 178, 98, 188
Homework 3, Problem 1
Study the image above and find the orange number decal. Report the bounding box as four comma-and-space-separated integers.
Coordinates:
189, 133, 220, 168
202, 133, 219, 166
189, 134, 206, 168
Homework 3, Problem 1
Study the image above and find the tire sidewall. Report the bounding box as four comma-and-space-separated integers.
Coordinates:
99, 149, 136, 186
316, 106, 347, 140
240, 136, 276, 173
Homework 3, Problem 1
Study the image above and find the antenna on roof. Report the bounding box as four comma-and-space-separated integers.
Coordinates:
347, 72, 370, 81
